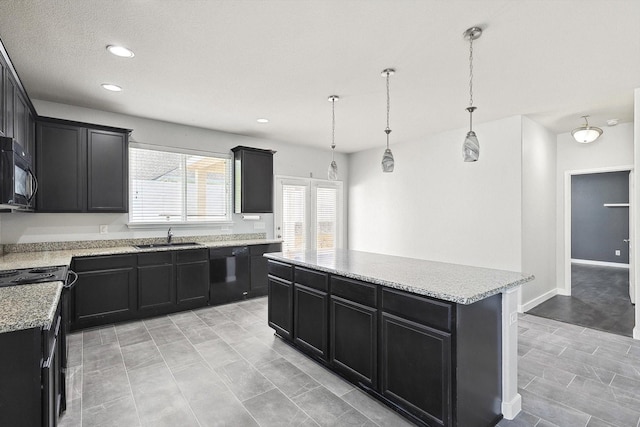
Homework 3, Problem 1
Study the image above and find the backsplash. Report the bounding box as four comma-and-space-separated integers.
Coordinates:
2, 233, 267, 253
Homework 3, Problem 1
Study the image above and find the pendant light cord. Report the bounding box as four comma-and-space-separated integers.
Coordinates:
331, 98, 336, 161
386, 71, 391, 149
469, 37, 474, 109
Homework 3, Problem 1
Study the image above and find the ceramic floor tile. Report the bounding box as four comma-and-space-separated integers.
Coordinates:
243, 388, 315, 426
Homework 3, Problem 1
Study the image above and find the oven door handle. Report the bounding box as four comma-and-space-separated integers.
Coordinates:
27, 167, 38, 204
65, 270, 78, 289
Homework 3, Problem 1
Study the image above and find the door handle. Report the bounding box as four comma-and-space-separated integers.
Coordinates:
624, 239, 631, 243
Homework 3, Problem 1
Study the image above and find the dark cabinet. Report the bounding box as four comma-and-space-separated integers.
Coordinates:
293, 267, 329, 360
381, 312, 451, 427
249, 243, 281, 297
0, 301, 63, 427
14, 92, 28, 150
176, 249, 209, 307
232, 146, 275, 213
267, 260, 293, 340
36, 121, 86, 212
71, 255, 137, 330
36, 117, 129, 213
329, 275, 378, 388
87, 128, 128, 212
4, 72, 15, 139
138, 252, 175, 314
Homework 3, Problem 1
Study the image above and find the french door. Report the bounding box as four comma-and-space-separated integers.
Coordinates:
275, 176, 344, 253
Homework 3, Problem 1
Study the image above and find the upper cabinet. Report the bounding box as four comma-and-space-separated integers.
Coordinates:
232, 146, 275, 213
36, 117, 130, 213
0, 40, 36, 156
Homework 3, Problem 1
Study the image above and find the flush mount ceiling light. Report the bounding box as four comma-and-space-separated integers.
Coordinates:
572, 115, 603, 144
101, 83, 122, 92
256, 118, 269, 124
381, 68, 395, 173
106, 45, 135, 58
327, 95, 339, 181
462, 26, 482, 162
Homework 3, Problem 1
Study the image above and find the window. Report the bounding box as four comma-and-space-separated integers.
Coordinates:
129, 144, 231, 224
275, 177, 343, 254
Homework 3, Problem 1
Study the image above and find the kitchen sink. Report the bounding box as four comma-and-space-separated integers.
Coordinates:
134, 242, 202, 249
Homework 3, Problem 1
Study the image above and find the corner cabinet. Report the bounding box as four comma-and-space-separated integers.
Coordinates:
232, 146, 275, 213
266, 259, 503, 427
36, 117, 130, 213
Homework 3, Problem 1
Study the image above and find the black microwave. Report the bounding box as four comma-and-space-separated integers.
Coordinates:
0, 137, 37, 211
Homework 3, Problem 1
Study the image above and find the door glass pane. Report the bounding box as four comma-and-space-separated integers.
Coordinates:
282, 184, 306, 253
316, 186, 337, 250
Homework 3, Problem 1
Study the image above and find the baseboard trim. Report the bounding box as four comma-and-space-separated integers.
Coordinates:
519, 288, 558, 312
634, 327, 640, 340
571, 258, 629, 269
501, 393, 522, 420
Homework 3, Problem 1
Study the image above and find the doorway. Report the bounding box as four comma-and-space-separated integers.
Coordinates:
529, 166, 636, 336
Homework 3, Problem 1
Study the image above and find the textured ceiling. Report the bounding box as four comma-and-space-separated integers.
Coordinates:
0, 0, 638, 153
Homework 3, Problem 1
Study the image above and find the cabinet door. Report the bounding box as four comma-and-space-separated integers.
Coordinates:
4, 73, 14, 138
73, 265, 137, 329
138, 263, 175, 313
36, 122, 86, 212
233, 147, 274, 213
0, 60, 5, 136
380, 312, 451, 427
293, 283, 328, 360
330, 296, 377, 388
176, 260, 209, 307
267, 276, 292, 340
14, 93, 28, 149
87, 128, 128, 212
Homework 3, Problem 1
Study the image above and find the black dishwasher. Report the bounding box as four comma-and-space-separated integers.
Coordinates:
209, 246, 250, 305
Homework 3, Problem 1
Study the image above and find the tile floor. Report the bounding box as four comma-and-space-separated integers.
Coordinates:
58, 297, 640, 427
58, 297, 413, 427
527, 264, 634, 336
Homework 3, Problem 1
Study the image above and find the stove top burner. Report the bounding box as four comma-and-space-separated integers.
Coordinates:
11, 273, 56, 284
0, 270, 19, 278
28, 266, 61, 274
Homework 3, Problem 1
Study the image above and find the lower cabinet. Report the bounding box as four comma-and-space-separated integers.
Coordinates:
176, 249, 209, 307
0, 301, 62, 427
266, 259, 502, 427
249, 243, 281, 297
72, 255, 137, 330
381, 312, 451, 427
138, 252, 175, 315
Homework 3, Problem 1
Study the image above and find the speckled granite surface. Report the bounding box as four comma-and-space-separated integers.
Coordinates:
0, 239, 282, 270
0, 282, 62, 333
265, 249, 534, 305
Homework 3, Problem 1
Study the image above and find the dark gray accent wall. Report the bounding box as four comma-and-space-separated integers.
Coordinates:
571, 171, 629, 263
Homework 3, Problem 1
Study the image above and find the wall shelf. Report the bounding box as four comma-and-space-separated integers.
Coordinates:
603, 203, 629, 207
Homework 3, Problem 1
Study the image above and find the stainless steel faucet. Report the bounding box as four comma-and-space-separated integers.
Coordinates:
167, 227, 173, 244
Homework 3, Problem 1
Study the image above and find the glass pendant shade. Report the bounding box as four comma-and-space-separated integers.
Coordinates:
381, 148, 394, 172
462, 131, 479, 162
328, 160, 338, 180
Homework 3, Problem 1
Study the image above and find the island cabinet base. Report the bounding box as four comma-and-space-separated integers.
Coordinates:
267, 260, 503, 427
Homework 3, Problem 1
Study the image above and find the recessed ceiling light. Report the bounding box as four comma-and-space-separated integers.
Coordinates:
607, 119, 619, 126
101, 83, 122, 92
106, 45, 135, 58
257, 118, 269, 124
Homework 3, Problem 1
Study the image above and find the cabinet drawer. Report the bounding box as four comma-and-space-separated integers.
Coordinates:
249, 243, 282, 255
73, 254, 135, 272
138, 251, 172, 266
295, 267, 328, 291
176, 248, 207, 263
268, 260, 293, 282
331, 276, 377, 307
382, 288, 452, 332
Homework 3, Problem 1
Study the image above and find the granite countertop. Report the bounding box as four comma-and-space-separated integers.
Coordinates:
0, 282, 63, 333
0, 238, 282, 270
265, 249, 534, 305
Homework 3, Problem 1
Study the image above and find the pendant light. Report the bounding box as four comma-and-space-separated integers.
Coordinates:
328, 95, 339, 180
381, 68, 395, 172
571, 115, 603, 144
462, 27, 482, 162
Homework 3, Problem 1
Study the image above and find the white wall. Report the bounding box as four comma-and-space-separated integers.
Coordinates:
555, 121, 634, 291
634, 88, 640, 340
348, 115, 523, 271
0, 100, 348, 244
521, 116, 557, 310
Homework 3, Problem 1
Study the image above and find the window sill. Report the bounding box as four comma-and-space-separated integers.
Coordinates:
126, 221, 234, 229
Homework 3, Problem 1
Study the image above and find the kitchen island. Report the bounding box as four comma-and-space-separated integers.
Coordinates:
265, 249, 533, 427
